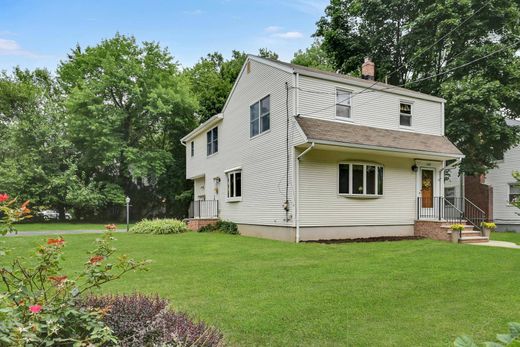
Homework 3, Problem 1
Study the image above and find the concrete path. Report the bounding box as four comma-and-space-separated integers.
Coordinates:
5, 229, 128, 237
468, 240, 520, 249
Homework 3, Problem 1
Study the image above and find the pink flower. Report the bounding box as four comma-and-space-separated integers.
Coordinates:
29, 305, 42, 314
0, 193, 9, 203
89, 255, 104, 264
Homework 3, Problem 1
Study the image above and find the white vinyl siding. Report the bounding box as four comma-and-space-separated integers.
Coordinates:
299, 149, 416, 227
298, 75, 443, 135
485, 145, 520, 224
186, 59, 296, 226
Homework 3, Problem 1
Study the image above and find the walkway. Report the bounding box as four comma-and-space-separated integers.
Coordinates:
5, 229, 128, 237
468, 240, 520, 249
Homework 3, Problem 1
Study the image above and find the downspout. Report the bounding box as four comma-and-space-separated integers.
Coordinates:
296, 142, 315, 243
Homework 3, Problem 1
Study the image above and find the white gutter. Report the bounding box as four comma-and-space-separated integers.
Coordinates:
295, 142, 315, 243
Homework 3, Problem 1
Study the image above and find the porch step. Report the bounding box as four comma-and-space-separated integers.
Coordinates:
441, 224, 476, 232
459, 236, 489, 244
461, 230, 482, 238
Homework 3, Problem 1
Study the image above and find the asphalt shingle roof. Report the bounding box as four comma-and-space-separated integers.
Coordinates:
295, 116, 463, 157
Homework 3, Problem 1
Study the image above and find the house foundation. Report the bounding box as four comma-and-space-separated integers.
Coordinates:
414, 220, 450, 241
186, 218, 219, 231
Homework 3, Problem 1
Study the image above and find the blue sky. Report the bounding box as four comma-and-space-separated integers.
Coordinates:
0, 0, 328, 71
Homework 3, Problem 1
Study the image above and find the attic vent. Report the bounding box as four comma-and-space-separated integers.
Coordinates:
246, 61, 251, 74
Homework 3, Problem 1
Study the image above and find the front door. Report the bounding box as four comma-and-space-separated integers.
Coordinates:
421, 169, 434, 209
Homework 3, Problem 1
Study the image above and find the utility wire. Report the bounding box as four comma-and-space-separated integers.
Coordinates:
297, 38, 520, 116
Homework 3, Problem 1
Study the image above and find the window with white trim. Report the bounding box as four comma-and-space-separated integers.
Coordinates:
250, 95, 270, 137
206, 127, 218, 156
336, 89, 352, 119
509, 183, 520, 204
400, 102, 412, 127
227, 170, 242, 199
190, 141, 194, 157
339, 162, 383, 196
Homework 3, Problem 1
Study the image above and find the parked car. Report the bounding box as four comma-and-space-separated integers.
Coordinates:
39, 210, 72, 220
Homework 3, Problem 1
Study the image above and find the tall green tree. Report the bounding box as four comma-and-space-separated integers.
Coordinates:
58, 34, 198, 219
316, 0, 520, 174
292, 40, 334, 71
0, 68, 80, 219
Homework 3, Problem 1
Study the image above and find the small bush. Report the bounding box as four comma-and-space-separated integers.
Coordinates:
216, 220, 239, 235
130, 219, 188, 234
197, 220, 239, 235
79, 294, 224, 347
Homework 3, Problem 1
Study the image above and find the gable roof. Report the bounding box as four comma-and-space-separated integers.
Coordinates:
181, 113, 223, 144
295, 116, 463, 158
248, 55, 445, 103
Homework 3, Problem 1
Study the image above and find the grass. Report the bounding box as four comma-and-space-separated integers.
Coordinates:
492, 231, 520, 245
13, 223, 133, 232
3, 232, 520, 346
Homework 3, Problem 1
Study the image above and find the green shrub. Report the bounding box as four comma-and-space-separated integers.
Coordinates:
130, 219, 188, 234
454, 322, 520, 346
217, 220, 239, 235
197, 220, 239, 235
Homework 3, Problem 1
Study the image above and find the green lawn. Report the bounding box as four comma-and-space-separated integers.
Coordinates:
3, 233, 520, 346
13, 223, 133, 232
492, 231, 520, 245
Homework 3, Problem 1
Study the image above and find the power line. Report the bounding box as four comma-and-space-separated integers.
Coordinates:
303, 0, 493, 106
297, 38, 520, 116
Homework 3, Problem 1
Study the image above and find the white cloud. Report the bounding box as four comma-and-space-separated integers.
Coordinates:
272, 31, 303, 39
0, 38, 40, 57
0, 38, 21, 52
265, 26, 283, 33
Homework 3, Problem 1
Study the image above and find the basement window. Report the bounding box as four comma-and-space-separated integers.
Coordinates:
339, 162, 383, 197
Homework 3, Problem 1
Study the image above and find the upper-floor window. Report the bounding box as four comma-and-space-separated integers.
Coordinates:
339, 162, 383, 196
227, 169, 242, 200
336, 89, 352, 119
190, 141, 194, 157
400, 102, 412, 127
250, 95, 270, 137
509, 183, 520, 204
207, 127, 218, 156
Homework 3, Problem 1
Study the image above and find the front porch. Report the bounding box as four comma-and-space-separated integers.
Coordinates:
415, 196, 489, 243
186, 200, 219, 231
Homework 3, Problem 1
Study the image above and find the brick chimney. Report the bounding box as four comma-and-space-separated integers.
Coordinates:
361, 57, 375, 80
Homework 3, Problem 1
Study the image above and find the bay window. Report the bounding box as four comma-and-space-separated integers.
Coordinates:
339, 162, 383, 196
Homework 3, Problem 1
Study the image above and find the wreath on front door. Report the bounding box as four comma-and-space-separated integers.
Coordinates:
423, 178, 432, 189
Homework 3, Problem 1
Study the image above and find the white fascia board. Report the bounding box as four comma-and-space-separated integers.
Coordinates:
181, 114, 223, 143
307, 138, 465, 160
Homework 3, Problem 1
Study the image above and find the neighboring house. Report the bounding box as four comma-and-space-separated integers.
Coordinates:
181, 55, 470, 242
446, 119, 520, 231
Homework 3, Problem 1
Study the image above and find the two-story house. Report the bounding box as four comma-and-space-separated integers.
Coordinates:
181, 55, 477, 242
